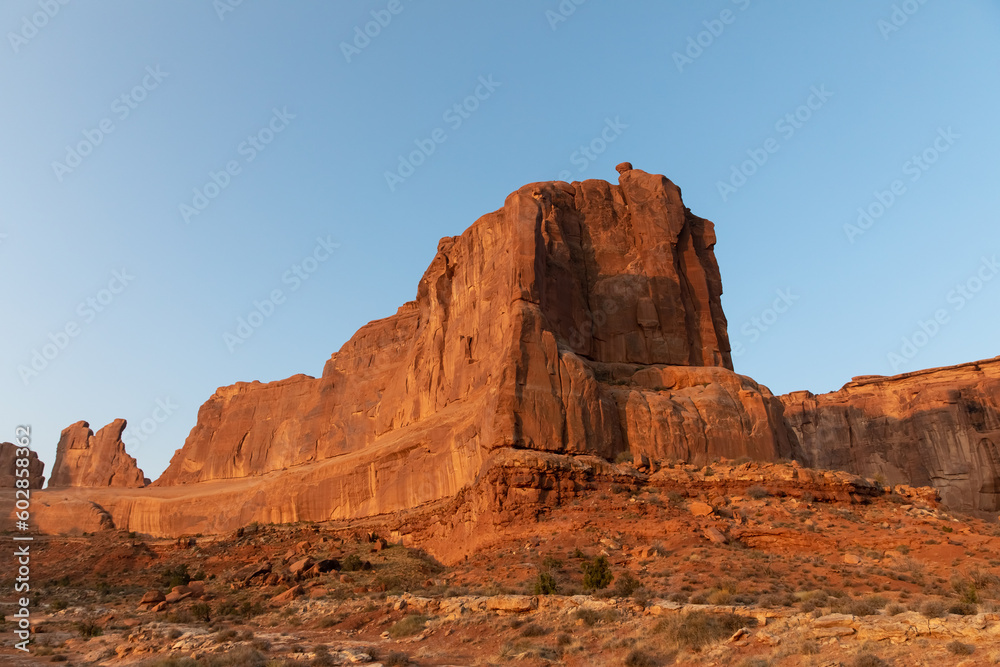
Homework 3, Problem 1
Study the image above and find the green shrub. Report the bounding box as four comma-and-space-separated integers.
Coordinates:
388, 614, 428, 639
614, 572, 641, 598
75, 621, 103, 638
341, 554, 363, 572
190, 602, 211, 622
534, 572, 558, 595
582, 556, 613, 592
160, 564, 191, 588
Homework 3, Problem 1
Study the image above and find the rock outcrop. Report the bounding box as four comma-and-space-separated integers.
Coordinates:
31, 169, 796, 538
781, 357, 1000, 513
155, 169, 790, 488
49, 419, 146, 488
0, 441, 45, 488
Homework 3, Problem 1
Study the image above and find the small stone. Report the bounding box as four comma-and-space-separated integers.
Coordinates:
616, 162, 633, 174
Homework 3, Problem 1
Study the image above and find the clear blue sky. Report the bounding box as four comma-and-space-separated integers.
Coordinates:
3, 1, 999, 481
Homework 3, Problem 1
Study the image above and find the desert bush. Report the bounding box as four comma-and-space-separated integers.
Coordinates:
666, 491, 685, 507
534, 572, 558, 595
520, 623, 548, 637
341, 554, 364, 572
885, 603, 906, 616
747, 486, 769, 500
572, 608, 619, 626
75, 621, 103, 638
311, 644, 333, 667
624, 649, 661, 667
948, 602, 977, 616
800, 640, 821, 655
160, 564, 191, 588
920, 599, 947, 618
388, 614, 428, 639
190, 602, 212, 622
947, 640, 974, 655
615, 452, 634, 464
582, 556, 613, 591
614, 572, 641, 598
833, 595, 886, 617
654, 611, 757, 651
139, 649, 268, 667
852, 654, 887, 667
383, 652, 410, 666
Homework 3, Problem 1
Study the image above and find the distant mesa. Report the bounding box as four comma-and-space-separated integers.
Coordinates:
782, 356, 1000, 514
48, 419, 146, 488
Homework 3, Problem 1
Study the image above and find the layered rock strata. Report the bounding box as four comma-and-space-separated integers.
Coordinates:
781, 357, 1000, 513
34, 169, 796, 538
49, 419, 146, 488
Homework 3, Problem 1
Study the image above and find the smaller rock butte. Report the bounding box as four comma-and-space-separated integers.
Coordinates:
0, 441, 45, 489
48, 419, 146, 489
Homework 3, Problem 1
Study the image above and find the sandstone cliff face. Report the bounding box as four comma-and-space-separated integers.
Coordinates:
156, 168, 786, 492
49, 420, 147, 488
0, 442, 45, 488
36, 169, 795, 538
781, 357, 1000, 513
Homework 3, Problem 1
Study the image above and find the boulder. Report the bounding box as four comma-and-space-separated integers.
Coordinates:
269, 585, 303, 606
138, 590, 165, 606
487, 595, 538, 613
689, 501, 714, 517
289, 557, 314, 575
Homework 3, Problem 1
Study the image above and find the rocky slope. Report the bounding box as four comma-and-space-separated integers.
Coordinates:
11, 461, 1000, 667
33, 167, 795, 538
48, 419, 147, 488
781, 356, 1000, 514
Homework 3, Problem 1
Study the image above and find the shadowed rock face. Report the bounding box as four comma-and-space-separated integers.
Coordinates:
154, 169, 788, 491
781, 357, 1000, 514
49, 420, 146, 488
0, 442, 45, 489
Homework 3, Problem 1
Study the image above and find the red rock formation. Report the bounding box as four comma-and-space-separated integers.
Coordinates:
0, 441, 45, 489
35, 169, 795, 538
156, 169, 784, 488
49, 420, 146, 488
781, 357, 1000, 513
